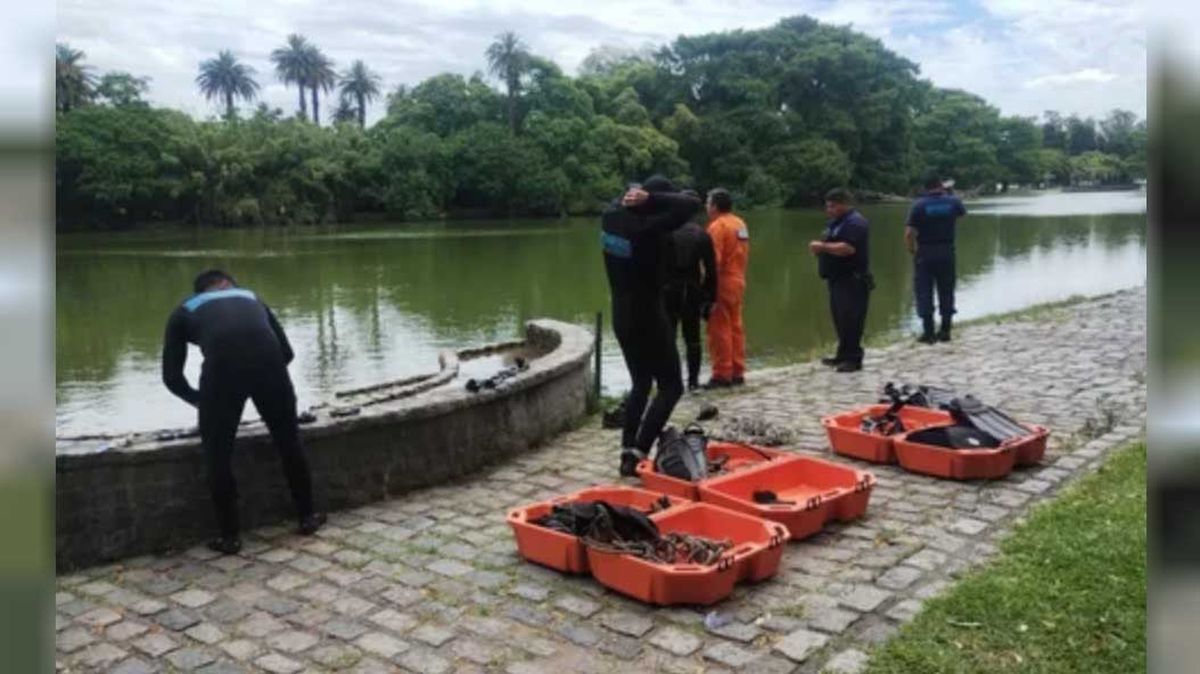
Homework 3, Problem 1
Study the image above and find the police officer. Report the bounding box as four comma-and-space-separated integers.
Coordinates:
601, 176, 702, 476
906, 173, 967, 343
162, 269, 324, 554
810, 188, 873, 373
663, 190, 717, 391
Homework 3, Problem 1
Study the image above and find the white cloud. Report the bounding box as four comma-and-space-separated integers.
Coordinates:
55, 0, 1146, 125
1025, 68, 1119, 88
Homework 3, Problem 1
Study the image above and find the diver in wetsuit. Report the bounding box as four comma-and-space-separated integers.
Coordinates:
162, 269, 325, 554
601, 176, 702, 476
663, 190, 717, 391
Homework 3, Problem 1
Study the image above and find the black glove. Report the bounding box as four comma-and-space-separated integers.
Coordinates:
700, 302, 714, 320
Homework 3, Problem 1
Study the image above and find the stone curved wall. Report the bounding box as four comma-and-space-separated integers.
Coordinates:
56, 319, 594, 571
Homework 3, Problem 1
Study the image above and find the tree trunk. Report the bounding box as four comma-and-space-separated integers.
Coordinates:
311, 87, 320, 125
358, 92, 366, 128
298, 84, 307, 122
507, 90, 517, 134
226, 91, 234, 120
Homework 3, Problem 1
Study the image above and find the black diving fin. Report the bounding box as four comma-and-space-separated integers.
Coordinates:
947, 395, 1031, 443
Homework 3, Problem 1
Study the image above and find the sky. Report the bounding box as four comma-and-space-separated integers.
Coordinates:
53, 0, 1146, 127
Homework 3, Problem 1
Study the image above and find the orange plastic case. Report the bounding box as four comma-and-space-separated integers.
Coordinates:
1013, 425, 1050, 466
697, 455, 876, 540
507, 485, 688, 574
822, 405, 954, 463
892, 424, 1050, 480
586, 502, 788, 605
635, 442, 789, 500
893, 432, 1013, 480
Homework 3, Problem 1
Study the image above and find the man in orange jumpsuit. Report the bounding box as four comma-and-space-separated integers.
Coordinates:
704, 188, 750, 388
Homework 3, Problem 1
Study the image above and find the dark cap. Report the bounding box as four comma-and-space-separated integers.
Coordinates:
824, 187, 853, 204
642, 174, 676, 193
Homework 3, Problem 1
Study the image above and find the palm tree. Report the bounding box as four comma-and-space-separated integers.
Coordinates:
196, 50, 260, 119
338, 60, 382, 128
303, 44, 337, 125
331, 97, 358, 125
485, 31, 531, 134
56, 43, 95, 113
271, 34, 310, 122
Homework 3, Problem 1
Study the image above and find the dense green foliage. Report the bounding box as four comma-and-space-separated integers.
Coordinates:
56, 17, 1147, 228
868, 442, 1146, 673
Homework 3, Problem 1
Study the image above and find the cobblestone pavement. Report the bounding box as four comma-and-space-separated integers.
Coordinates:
56, 289, 1146, 674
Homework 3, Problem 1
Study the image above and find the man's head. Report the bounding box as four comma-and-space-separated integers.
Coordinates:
642, 174, 676, 194
922, 171, 945, 191
823, 188, 853, 219
706, 188, 733, 218
193, 269, 236, 294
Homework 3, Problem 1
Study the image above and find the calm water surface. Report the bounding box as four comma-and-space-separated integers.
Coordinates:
57, 190, 1146, 436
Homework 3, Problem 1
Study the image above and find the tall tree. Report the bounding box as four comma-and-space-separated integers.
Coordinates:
331, 96, 358, 124
303, 44, 337, 125
486, 31, 531, 134
95, 72, 150, 108
338, 60, 382, 128
196, 50, 260, 119
55, 43, 95, 113
271, 34, 310, 121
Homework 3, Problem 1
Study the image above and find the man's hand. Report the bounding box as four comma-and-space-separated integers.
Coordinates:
622, 188, 650, 207
700, 302, 714, 320
808, 240, 825, 255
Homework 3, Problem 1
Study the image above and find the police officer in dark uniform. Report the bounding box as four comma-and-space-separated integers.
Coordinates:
601, 176, 702, 476
663, 190, 717, 391
810, 188, 873, 373
162, 269, 324, 554
906, 173, 967, 343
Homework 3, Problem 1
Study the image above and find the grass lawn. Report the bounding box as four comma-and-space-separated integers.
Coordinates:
866, 442, 1146, 673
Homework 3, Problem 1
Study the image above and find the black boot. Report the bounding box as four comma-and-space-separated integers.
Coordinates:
298, 513, 327, 536
207, 536, 242, 555
917, 317, 936, 344
937, 316, 952, 342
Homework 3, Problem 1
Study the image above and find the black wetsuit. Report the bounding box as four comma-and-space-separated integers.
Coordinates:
601, 191, 702, 453
162, 287, 314, 538
818, 209, 873, 365
663, 221, 717, 388
907, 190, 967, 322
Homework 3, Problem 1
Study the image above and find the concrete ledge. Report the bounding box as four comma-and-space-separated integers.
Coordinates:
55, 319, 594, 571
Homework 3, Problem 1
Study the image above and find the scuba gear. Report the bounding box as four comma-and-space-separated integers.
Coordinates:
655, 424, 709, 482
532, 500, 661, 540
905, 424, 1000, 450
465, 358, 529, 393
877, 382, 958, 410
532, 499, 730, 566
947, 395, 1030, 443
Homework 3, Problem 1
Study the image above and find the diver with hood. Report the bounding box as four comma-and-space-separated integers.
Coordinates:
601, 176, 703, 476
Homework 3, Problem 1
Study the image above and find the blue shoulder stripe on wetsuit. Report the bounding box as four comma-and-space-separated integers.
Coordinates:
184, 288, 258, 312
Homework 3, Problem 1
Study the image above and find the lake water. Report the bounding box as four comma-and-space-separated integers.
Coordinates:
56, 190, 1146, 436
